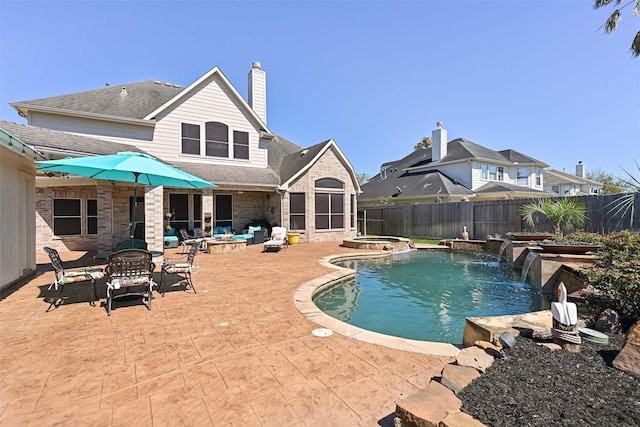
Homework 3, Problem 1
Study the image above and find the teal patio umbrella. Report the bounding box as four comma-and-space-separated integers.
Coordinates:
37, 151, 216, 240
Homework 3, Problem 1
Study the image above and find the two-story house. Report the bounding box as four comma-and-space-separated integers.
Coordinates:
3, 62, 360, 256
543, 161, 603, 196
359, 122, 549, 206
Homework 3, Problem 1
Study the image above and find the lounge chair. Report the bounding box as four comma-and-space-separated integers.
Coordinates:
43, 247, 105, 311
104, 249, 156, 316
179, 229, 202, 253
263, 226, 289, 252
160, 242, 200, 296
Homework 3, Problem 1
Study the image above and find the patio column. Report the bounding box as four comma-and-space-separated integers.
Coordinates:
96, 183, 113, 253
145, 185, 164, 254
203, 188, 214, 235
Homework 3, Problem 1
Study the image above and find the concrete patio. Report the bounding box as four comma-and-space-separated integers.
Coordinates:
0, 241, 453, 426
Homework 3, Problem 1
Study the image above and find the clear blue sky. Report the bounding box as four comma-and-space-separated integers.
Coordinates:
1, 0, 638, 179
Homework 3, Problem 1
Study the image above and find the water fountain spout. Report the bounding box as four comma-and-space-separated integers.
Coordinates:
521, 251, 538, 283
496, 240, 510, 261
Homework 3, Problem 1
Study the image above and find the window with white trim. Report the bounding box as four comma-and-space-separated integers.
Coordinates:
53, 199, 82, 236
517, 167, 529, 186
181, 123, 200, 155
535, 168, 542, 186
481, 164, 504, 181
233, 131, 249, 159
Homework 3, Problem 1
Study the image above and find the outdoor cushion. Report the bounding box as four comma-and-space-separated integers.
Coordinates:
58, 269, 104, 285
108, 274, 152, 290
163, 263, 193, 274
248, 226, 261, 233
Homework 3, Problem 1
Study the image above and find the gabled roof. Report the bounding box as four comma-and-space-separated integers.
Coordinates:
405, 138, 548, 171
10, 80, 183, 124
143, 66, 271, 133
543, 169, 603, 187
279, 139, 360, 192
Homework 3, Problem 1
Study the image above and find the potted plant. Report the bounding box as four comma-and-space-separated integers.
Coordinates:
287, 221, 300, 245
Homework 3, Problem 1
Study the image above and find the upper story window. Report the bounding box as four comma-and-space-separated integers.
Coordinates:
535, 168, 542, 186
552, 185, 560, 194
481, 164, 504, 181
181, 123, 200, 155
517, 167, 529, 186
233, 131, 249, 160
205, 122, 229, 157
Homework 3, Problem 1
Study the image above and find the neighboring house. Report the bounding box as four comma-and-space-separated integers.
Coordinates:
544, 161, 603, 196
3, 62, 359, 255
359, 122, 549, 206
0, 129, 39, 290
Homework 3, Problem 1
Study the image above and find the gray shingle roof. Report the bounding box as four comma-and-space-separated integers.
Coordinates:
543, 169, 602, 186
279, 140, 331, 184
435, 138, 547, 166
10, 80, 184, 120
0, 120, 145, 156
360, 168, 474, 201
474, 181, 547, 194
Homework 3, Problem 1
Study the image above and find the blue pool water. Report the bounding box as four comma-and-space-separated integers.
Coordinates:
312, 250, 542, 343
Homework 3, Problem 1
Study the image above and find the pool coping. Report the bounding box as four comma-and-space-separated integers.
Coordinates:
293, 248, 462, 358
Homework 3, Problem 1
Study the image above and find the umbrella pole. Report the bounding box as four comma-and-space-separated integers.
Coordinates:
130, 173, 140, 243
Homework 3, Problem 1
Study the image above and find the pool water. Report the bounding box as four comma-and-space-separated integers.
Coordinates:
313, 250, 542, 343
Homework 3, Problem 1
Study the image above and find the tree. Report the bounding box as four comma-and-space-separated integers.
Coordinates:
414, 136, 432, 150
356, 172, 371, 186
587, 168, 627, 194
594, 0, 640, 57
521, 198, 588, 236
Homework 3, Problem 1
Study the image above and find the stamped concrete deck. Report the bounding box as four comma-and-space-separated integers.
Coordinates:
0, 242, 453, 426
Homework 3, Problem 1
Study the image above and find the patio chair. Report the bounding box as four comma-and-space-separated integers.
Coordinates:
263, 226, 289, 252
160, 242, 200, 296
179, 229, 203, 253
43, 247, 105, 311
104, 249, 156, 316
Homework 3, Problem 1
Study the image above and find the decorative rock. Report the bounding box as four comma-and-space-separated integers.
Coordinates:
440, 364, 481, 395
594, 308, 622, 334
537, 342, 562, 352
396, 381, 462, 427
440, 411, 487, 427
613, 320, 640, 377
456, 346, 495, 373
532, 328, 553, 341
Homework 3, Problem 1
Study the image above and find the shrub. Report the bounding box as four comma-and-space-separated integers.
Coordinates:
562, 231, 604, 245
581, 230, 640, 323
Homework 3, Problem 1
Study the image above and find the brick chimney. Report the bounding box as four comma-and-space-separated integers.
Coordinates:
432, 121, 447, 162
576, 161, 585, 178
248, 61, 266, 124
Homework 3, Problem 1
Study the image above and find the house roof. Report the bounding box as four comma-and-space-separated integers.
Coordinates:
474, 181, 547, 194
10, 80, 183, 122
543, 169, 603, 187
405, 138, 548, 171
360, 168, 474, 201
0, 120, 145, 157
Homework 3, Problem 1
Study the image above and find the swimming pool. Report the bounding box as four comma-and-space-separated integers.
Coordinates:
312, 250, 542, 343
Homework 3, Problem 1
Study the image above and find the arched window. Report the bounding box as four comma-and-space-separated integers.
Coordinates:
315, 178, 344, 230
205, 122, 228, 158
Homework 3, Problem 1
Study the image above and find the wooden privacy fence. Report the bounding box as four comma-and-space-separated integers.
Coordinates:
358, 193, 640, 240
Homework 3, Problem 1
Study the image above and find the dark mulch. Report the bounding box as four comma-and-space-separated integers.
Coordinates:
458, 333, 640, 427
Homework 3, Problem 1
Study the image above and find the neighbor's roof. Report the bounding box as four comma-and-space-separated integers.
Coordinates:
360, 168, 474, 201
10, 80, 183, 122
405, 138, 548, 171
474, 181, 548, 194
543, 169, 603, 187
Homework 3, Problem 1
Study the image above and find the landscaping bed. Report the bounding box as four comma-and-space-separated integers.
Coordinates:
458, 333, 640, 426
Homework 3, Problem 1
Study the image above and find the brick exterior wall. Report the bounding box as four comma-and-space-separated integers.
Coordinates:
285, 146, 357, 243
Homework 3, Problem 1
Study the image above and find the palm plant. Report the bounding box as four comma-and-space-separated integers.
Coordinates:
521, 198, 588, 236
605, 161, 640, 228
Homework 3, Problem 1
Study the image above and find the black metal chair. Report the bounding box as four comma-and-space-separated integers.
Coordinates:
104, 249, 156, 316
43, 247, 105, 311
160, 242, 200, 296
179, 229, 202, 253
